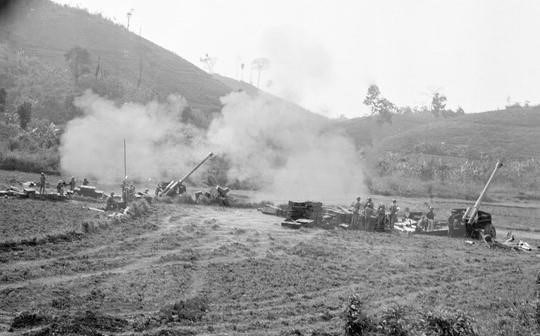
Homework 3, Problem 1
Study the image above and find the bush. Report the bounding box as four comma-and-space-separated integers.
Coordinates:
343, 295, 479, 336
0, 150, 60, 174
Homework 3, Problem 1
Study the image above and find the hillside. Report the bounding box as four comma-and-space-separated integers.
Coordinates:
333, 107, 540, 160
333, 107, 540, 200
212, 73, 328, 124
376, 107, 540, 160
0, 0, 230, 116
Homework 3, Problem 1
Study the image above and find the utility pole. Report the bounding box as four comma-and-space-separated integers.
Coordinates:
126, 9, 134, 31
123, 139, 127, 179
251, 58, 270, 88
200, 53, 217, 73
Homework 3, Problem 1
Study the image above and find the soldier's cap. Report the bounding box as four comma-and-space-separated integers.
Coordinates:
392, 199, 397, 202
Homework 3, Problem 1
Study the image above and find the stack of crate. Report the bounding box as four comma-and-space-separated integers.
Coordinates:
286, 201, 323, 227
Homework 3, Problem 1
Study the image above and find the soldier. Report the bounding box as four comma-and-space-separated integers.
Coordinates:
69, 177, 76, 191
375, 204, 386, 231
426, 206, 435, 231
105, 192, 116, 211
365, 205, 375, 231
39, 172, 46, 194
389, 199, 399, 228
364, 197, 374, 210
56, 180, 65, 195
82, 178, 89, 186
350, 196, 362, 229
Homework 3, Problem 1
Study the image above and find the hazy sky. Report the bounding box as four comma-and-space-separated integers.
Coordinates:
52, 0, 540, 118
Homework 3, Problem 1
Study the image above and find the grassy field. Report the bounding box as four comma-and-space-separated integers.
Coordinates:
0, 194, 538, 335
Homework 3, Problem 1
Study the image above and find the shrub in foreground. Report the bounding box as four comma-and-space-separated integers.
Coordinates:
344, 295, 478, 336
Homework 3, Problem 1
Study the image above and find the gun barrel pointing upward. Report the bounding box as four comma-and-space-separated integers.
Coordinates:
464, 160, 503, 223
179, 152, 214, 184
159, 152, 215, 197
473, 160, 503, 210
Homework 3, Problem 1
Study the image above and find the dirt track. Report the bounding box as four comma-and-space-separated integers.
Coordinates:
1, 203, 539, 335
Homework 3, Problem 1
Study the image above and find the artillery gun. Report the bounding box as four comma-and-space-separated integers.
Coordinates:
447, 160, 503, 239
159, 152, 214, 197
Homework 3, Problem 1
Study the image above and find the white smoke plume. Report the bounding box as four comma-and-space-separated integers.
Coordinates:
208, 91, 366, 201
60, 90, 208, 184
61, 90, 366, 202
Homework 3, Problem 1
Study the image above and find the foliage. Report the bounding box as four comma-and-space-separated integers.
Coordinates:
344, 296, 479, 336
64, 46, 92, 84
344, 295, 373, 336
363, 84, 396, 125
0, 150, 59, 174
15, 101, 32, 130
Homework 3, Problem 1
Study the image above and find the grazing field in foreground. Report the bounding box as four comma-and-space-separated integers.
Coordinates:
0, 200, 538, 335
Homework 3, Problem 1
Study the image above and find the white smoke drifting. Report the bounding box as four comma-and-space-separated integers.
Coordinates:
60, 91, 207, 183
208, 92, 366, 201
61, 90, 366, 202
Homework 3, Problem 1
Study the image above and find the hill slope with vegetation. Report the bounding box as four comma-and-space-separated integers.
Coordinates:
332, 107, 540, 200
0, 0, 230, 121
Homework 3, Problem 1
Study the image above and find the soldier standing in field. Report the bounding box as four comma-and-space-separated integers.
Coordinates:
69, 177, 76, 191
389, 199, 400, 228
350, 196, 362, 229
39, 172, 46, 194
364, 197, 374, 210
426, 206, 435, 231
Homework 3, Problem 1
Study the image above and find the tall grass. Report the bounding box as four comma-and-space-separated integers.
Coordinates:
0, 150, 60, 174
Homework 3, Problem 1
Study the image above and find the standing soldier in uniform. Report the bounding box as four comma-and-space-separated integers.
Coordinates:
426, 206, 435, 231
364, 197, 374, 210
39, 172, 46, 194
375, 204, 386, 231
350, 197, 362, 229
69, 177, 76, 191
389, 199, 399, 229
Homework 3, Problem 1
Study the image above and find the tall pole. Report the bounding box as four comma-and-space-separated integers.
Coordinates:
123, 139, 127, 179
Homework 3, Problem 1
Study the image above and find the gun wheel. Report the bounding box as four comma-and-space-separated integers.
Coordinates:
484, 224, 496, 239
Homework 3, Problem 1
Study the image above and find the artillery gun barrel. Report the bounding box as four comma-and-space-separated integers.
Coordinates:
463, 160, 503, 223
160, 152, 214, 196
178, 152, 214, 184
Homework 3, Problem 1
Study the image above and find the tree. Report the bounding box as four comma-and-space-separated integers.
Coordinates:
431, 92, 447, 118
456, 106, 465, 115
16, 101, 32, 130
363, 84, 396, 124
64, 46, 92, 84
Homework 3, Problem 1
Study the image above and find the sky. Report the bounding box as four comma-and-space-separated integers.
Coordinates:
52, 0, 540, 118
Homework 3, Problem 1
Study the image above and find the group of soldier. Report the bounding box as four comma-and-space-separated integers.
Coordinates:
349, 196, 400, 231
350, 196, 436, 232
38, 172, 89, 196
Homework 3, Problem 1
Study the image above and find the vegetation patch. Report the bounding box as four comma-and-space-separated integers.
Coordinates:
344, 295, 478, 336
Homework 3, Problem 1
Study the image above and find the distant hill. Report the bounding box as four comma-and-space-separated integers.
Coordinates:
332, 107, 540, 160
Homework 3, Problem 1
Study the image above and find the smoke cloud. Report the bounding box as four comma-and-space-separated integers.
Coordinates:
208, 92, 366, 201
60, 91, 207, 183
61, 90, 366, 202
